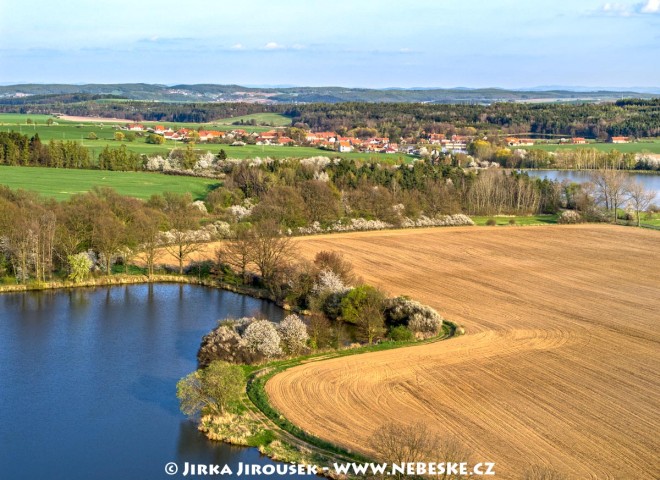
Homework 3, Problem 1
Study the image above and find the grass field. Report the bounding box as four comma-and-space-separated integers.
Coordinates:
524, 140, 660, 154
640, 211, 660, 226
0, 113, 413, 163
469, 214, 558, 226
261, 225, 659, 479
213, 112, 292, 126
0, 165, 218, 200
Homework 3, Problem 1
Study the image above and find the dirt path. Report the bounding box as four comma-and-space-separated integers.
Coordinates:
263, 225, 660, 479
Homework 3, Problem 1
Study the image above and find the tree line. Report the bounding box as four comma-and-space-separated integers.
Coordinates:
3, 98, 659, 138
1, 155, 655, 285
0, 132, 141, 170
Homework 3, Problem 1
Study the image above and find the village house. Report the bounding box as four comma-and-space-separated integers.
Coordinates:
428, 133, 446, 144
305, 131, 337, 144
611, 136, 629, 144
275, 136, 293, 145
338, 140, 353, 153
126, 123, 145, 131
440, 135, 469, 153
197, 130, 225, 142
256, 130, 281, 145
572, 137, 587, 144
505, 137, 534, 147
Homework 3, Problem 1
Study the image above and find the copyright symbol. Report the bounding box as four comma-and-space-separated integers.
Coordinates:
165, 462, 178, 475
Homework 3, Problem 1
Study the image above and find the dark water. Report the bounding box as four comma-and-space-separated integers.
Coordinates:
522, 169, 660, 196
0, 284, 311, 480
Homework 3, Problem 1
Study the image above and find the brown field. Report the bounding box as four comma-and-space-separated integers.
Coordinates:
57, 115, 133, 123
263, 225, 660, 479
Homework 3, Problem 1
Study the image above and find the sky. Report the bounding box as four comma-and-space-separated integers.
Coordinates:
0, 0, 659, 88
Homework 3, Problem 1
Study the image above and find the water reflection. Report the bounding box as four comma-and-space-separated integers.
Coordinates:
0, 283, 304, 480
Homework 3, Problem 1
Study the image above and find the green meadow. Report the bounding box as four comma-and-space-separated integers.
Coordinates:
213, 112, 293, 126
0, 113, 414, 163
523, 140, 660, 154
0, 165, 219, 201
469, 215, 559, 226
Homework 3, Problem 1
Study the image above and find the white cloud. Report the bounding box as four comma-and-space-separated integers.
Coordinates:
231, 43, 244, 50
639, 0, 660, 12
597, 0, 660, 15
264, 41, 283, 50
600, 2, 633, 16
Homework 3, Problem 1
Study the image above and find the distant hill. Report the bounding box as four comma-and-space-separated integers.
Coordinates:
0, 83, 656, 104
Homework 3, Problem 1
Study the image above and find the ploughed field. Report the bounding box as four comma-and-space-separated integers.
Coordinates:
265, 225, 660, 479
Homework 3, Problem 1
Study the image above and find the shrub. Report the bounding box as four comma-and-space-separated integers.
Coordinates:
307, 313, 333, 349
508, 218, 517, 225
388, 325, 414, 342
243, 320, 283, 359
197, 318, 261, 367
313, 251, 356, 284
558, 210, 582, 224
400, 214, 475, 228
184, 260, 215, 277
341, 285, 386, 324
486, 218, 497, 226
312, 269, 349, 296
277, 314, 309, 355
384, 296, 443, 334
67, 252, 93, 283
409, 313, 442, 335
341, 285, 387, 344
176, 360, 245, 417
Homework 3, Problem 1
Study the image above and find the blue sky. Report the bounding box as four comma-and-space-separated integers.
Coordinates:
0, 0, 658, 88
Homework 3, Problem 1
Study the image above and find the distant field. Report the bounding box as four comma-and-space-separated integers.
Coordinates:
213, 112, 292, 126
524, 140, 660, 154
0, 165, 218, 200
0, 113, 413, 163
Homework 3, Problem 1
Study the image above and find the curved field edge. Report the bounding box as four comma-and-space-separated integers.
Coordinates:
264, 225, 660, 479
246, 322, 458, 463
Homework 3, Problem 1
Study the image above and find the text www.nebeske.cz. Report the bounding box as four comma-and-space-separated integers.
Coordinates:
172, 461, 496, 476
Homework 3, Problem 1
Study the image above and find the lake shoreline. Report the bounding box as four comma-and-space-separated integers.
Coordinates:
519, 168, 660, 175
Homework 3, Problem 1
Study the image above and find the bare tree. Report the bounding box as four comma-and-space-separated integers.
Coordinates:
92, 211, 126, 275
370, 422, 473, 480
313, 250, 356, 285
592, 169, 629, 223
133, 209, 166, 277
625, 181, 656, 227
370, 422, 439, 477
217, 224, 254, 283
161, 192, 202, 274
250, 221, 293, 291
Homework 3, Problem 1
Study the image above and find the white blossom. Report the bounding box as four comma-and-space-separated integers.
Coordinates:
400, 214, 475, 228
558, 210, 582, 224
386, 296, 443, 335
312, 269, 350, 295
192, 200, 208, 213
242, 320, 283, 359
277, 314, 309, 354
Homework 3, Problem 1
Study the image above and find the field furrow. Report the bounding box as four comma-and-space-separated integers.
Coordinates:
265, 225, 660, 479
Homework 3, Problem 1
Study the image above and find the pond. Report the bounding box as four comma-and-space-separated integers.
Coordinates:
521, 169, 660, 196
0, 283, 312, 480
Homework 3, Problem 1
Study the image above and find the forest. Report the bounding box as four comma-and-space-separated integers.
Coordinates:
1, 97, 658, 139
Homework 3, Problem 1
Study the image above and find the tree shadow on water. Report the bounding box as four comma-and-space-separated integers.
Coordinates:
128, 374, 181, 416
